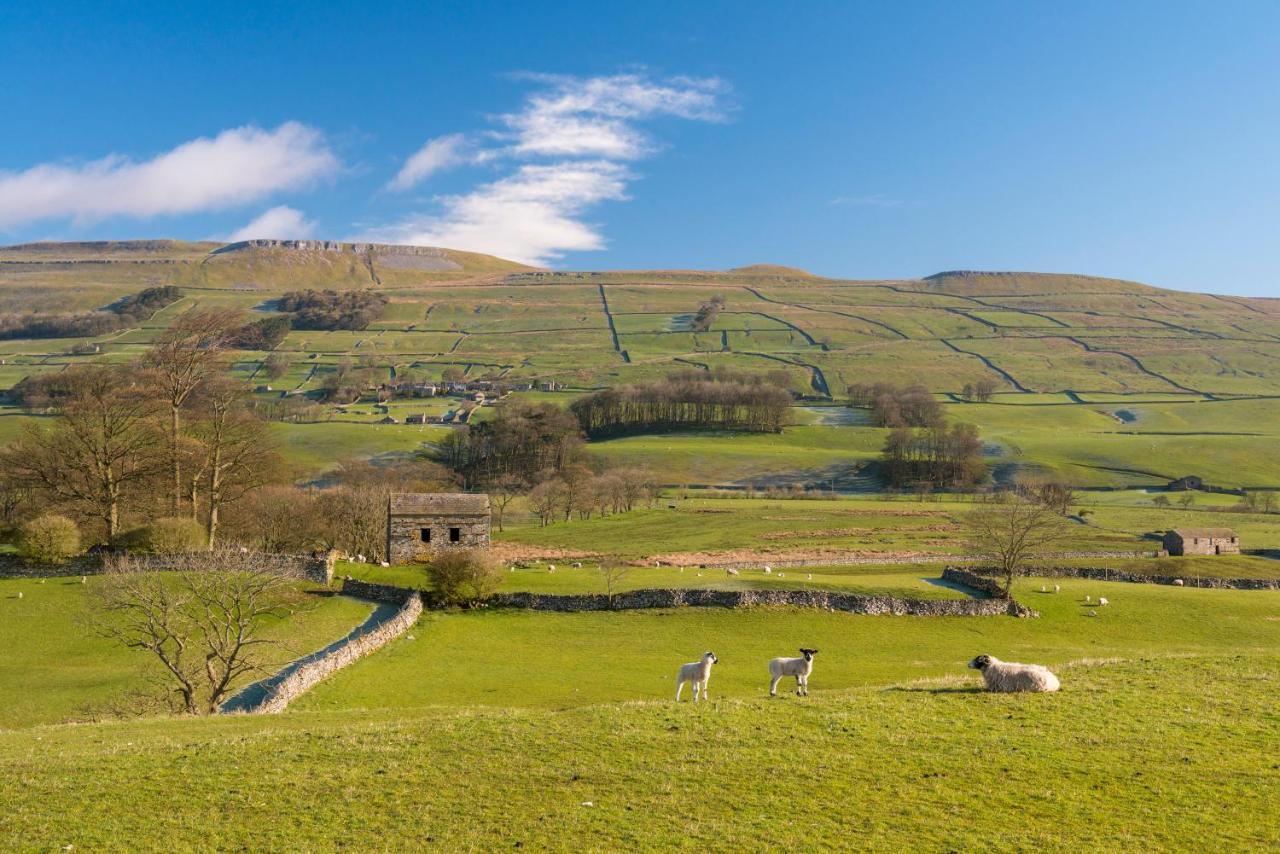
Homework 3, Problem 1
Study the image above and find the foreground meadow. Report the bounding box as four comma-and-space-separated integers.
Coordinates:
2, 653, 1276, 850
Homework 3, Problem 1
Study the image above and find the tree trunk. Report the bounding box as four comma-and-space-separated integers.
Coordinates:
171, 405, 182, 516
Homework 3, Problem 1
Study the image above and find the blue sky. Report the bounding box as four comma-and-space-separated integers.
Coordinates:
1, 1, 1278, 295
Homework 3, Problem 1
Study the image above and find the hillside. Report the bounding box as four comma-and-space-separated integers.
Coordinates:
1, 240, 1279, 488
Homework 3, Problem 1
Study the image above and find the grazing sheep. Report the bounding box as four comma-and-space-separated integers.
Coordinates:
676, 651, 718, 702
1085, 595, 1092, 604
1088, 610, 1098, 617
1098, 597, 1109, 607
1040, 584, 1047, 593
967, 654, 1060, 693
777, 572, 785, 578
547, 564, 556, 573
807, 574, 812, 581
768, 648, 819, 697
1173, 578, 1184, 586
572, 562, 583, 568
726, 567, 739, 576
763, 565, 772, 575
16, 591, 22, 599
380, 561, 390, 568
80, 577, 87, 585
1054, 584, 1061, 594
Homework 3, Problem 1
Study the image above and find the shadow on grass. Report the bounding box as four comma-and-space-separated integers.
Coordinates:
885, 686, 984, 695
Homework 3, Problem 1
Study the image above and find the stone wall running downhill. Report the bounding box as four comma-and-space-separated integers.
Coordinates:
943, 565, 1280, 591
241, 592, 423, 715
339, 577, 1037, 618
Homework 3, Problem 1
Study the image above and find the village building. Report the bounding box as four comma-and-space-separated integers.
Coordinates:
1163, 528, 1240, 556
404, 413, 427, 424
387, 493, 491, 563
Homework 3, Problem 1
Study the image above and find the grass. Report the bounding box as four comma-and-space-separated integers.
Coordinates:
0, 577, 375, 729
1, 652, 1276, 849
297, 577, 1280, 713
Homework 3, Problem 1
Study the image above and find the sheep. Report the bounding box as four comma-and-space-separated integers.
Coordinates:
768, 648, 818, 697
16, 591, 22, 599
1054, 584, 1061, 594
1098, 597, 1109, 607
675, 651, 718, 702
547, 564, 556, 573
80, 576, 87, 585
1085, 595, 1092, 604
572, 561, 583, 568
726, 567, 739, 576
1173, 578, 1184, 586
380, 561, 390, 568
1040, 584, 1047, 593
763, 565, 772, 575
807, 574, 812, 581
967, 654, 1060, 693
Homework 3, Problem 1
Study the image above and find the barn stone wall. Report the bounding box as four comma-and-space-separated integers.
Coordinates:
387, 514, 489, 563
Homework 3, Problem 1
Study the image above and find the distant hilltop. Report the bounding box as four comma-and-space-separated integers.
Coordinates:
211, 239, 462, 259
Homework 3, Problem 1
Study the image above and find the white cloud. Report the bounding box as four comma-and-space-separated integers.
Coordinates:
226, 205, 316, 241
388, 133, 475, 191
372, 73, 727, 265
364, 161, 628, 265
0, 123, 339, 230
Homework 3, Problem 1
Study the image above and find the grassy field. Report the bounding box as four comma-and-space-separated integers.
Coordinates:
0, 577, 375, 729
298, 577, 1280, 712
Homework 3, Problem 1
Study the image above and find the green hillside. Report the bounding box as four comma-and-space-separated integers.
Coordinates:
1, 240, 1278, 486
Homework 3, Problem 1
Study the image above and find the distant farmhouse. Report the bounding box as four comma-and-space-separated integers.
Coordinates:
1163, 528, 1240, 556
387, 493, 491, 563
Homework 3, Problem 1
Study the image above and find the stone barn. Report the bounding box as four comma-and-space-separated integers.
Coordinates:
387, 493, 491, 563
1163, 528, 1240, 556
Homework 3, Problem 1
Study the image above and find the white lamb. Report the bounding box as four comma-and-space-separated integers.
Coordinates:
1173, 578, 1184, 586
763, 565, 772, 574
1098, 597, 1109, 607
675, 651, 718, 702
768, 648, 818, 697
967, 654, 1060, 693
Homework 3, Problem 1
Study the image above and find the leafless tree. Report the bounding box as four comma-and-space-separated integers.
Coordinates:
595, 563, 631, 608
188, 378, 282, 548
961, 493, 1070, 597
91, 551, 302, 714
0, 366, 163, 543
142, 308, 245, 515
315, 485, 387, 561
486, 473, 526, 532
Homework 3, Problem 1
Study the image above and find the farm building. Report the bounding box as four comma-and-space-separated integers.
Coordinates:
387, 493, 491, 563
1163, 528, 1240, 556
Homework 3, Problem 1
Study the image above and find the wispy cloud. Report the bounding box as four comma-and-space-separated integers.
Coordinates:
387, 133, 478, 191
829, 193, 903, 208
0, 123, 339, 230
226, 205, 316, 241
367, 73, 728, 265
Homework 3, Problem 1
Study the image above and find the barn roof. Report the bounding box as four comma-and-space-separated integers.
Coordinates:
1167, 528, 1237, 539
389, 493, 490, 515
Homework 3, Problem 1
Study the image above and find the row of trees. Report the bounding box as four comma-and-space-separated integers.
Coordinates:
0, 285, 182, 340
848, 382, 944, 428
881, 422, 985, 489
0, 309, 279, 548
570, 371, 792, 438
278, 289, 388, 331
526, 465, 659, 526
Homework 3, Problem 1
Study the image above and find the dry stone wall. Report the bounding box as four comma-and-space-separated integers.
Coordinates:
243, 593, 423, 714
945, 564, 1280, 591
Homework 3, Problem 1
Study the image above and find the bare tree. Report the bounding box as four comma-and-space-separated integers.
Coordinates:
961, 493, 1070, 597
0, 366, 163, 543
486, 473, 526, 532
315, 485, 387, 560
142, 308, 245, 515
595, 563, 631, 608
188, 378, 281, 548
92, 552, 301, 714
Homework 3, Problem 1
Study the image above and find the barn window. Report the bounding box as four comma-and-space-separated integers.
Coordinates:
420, 528, 431, 543
449, 527, 461, 543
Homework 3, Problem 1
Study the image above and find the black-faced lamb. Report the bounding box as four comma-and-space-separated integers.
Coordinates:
967, 654, 1060, 693
676, 651, 718, 702
768, 648, 818, 697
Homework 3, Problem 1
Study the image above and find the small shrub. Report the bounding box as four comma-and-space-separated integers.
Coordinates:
127, 517, 208, 554
17, 514, 81, 565
421, 548, 502, 607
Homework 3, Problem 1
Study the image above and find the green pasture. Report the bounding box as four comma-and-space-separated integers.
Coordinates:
0, 577, 374, 729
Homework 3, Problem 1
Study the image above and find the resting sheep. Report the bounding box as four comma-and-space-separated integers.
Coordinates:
675, 651, 718, 702
769, 648, 818, 697
967, 654, 1060, 693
